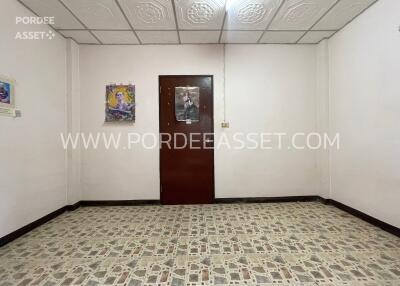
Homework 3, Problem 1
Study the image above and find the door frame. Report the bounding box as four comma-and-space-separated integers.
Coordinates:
158, 75, 215, 204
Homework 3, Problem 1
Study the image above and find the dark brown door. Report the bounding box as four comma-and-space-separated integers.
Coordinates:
159, 75, 214, 205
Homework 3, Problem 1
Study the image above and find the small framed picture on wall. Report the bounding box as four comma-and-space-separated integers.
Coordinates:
105, 84, 135, 122
0, 76, 15, 117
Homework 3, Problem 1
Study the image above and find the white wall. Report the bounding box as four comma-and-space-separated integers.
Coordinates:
79, 45, 224, 200
218, 45, 318, 198
315, 40, 330, 199
0, 0, 67, 237
328, 0, 400, 227
66, 39, 81, 204
79, 44, 318, 200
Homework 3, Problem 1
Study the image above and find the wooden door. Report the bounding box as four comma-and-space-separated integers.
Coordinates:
159, 75, 214, 205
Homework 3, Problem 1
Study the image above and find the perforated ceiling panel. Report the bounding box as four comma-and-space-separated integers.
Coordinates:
224, 0, 282, 30
259, 31, 304, 44
180, 30, 220, 43
61, 0, 130, 29
92, 30, 139, 44
174, 0, 226, 30
20, 0, 84, 29
313, 0, 376, 30
136, 30, 179, 44
269, 0, 338, 30
18, 0, 378, 44
221, 31, 263, 43
118, 0, 176, 30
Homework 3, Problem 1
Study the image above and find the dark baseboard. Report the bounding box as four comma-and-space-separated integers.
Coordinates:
215, 196, 320, 204
1, 196, 398, 247
0, 204, 72, 247
80, 200, 160, 206
66, 201, 81, 211
323, 199, 399, 237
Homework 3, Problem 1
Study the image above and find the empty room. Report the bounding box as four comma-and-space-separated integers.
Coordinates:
0, 0, 399, 285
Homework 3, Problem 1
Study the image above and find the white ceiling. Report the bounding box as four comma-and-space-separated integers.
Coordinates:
18, 0, 378, 45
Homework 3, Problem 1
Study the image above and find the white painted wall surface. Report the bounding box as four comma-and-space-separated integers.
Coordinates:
217, 45, 318, 198
0, 0, 67, 237
79, 45, 224, 200
315, 40, 331, 199
79, 44, 318, 200
66, 39, 81, 204
328, 0, 400, 227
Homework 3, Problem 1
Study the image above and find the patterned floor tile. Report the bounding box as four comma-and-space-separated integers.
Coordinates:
0, 202, 399, 285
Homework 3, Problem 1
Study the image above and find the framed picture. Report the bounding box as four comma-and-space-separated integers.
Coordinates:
105, 84, 135, 122
0, 76, 15, 117
175, 86, 200, 123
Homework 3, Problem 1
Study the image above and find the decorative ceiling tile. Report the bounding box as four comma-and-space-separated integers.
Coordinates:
220, 31, 263, 43
298, 30, 335, 43
61, 0, 130, 29
136, 30, 179, 44
117, 0, 176, 30
179, 31, 220, 43
59, 30, 99, 44
175, 0, 226, 30
20, 0, 84, 29
259, 31, 304, 43
224, 0, 282, 30
313, 0, 377, 30
269, 0, 337, 30
92, 30, 139, 44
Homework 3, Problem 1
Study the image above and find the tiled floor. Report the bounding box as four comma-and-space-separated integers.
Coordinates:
0, 202, 399, 286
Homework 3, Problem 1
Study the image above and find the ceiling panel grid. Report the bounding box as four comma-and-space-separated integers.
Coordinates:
18, 0, 378, 44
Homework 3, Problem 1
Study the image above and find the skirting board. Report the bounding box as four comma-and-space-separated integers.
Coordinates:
1, 197, 398, 247
215, 196, 320, 204
322, 198, 400, 237
0, 202, 80, 247
80, 200, 160, 206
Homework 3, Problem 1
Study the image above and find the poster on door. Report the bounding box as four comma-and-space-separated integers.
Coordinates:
175, 86, 200, 123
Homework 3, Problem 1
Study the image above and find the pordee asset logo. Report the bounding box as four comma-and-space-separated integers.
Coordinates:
15, 31, 56, 40
15, 16, 56, 40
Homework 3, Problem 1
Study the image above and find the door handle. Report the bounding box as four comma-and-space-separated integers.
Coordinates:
205, 139, 213, 143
